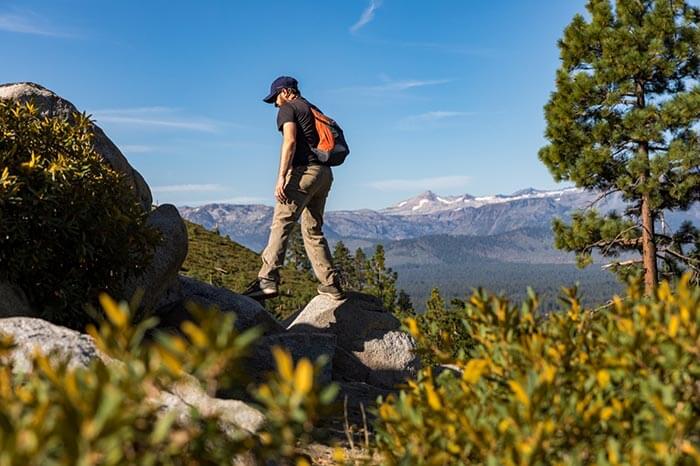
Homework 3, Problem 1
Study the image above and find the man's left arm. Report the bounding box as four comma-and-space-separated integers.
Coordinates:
275, 121, 297, 203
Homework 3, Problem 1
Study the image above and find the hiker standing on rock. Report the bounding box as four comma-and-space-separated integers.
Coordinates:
244, 76, 346, 301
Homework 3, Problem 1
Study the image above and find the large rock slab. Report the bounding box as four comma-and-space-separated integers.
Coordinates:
161, 378, 265, 436
0, 282, 36, 319
0, 82, 152, 211
155, 275, 284, 335
121, 204, 188, 318
0, 317, 106, 372
286, 292, 420, 388
246, 332, 337, 385
0, 317, 264, 435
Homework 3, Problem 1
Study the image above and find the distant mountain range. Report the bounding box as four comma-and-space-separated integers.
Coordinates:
178, 188, 700, 309
178, 187, 700, 253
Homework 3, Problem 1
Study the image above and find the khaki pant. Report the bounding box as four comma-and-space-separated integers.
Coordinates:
259, 164, 336, 287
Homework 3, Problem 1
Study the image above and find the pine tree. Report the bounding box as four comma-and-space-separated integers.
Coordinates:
286, 223, 312, 274
366, 244, 398, 310
397, 289, 414, 315
353, 247, 368, 291
540, 0, 700, 293
425, 287, 446, 314
332, 241, 355, 289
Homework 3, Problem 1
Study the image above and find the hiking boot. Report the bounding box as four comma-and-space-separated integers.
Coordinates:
317, 283, 346, 300
243, 278, 278, 300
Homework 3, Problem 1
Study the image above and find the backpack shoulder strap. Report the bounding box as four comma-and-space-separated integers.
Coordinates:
309, 106, 333, 125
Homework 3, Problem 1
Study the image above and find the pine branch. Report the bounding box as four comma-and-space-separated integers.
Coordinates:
611, 143, 636, 159
601, 259, 643, 270
594, 226, 641, 256
584, 237, 641, 257
659, 247, 700, 271
654, 233, 674, 245
586, 188, 621, 209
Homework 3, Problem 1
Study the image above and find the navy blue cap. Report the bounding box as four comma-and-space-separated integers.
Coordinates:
263, 76, 298, 103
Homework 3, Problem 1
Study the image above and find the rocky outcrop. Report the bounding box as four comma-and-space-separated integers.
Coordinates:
0, 82, 421, 412
0, 288, 420, 390
0, 82, 192, 317
0, 82, 152, 211
160, 378, 264, 436
0, 317, 264, 436
155, 275, 285, 335
0, 317, 106, 372
122, 204, 189, 318
287, 292, 420, 388
246, 332, 337, 385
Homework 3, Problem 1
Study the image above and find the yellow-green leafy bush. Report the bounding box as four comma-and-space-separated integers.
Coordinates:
0, 296, 336, 465
253, 347, 339, 460
0, 101, 159, 328
375, 277, 700, 465
403, 295, 474, 368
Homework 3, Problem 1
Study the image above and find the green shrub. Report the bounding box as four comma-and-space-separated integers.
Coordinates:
0, 101, 159, 328
0, 295, 336, 465
182, 221, 318, 321
402, 291, 477, 367
375, 276, 700, 465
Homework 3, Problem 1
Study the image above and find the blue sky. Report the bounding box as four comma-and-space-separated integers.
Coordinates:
2, 1, 590, 210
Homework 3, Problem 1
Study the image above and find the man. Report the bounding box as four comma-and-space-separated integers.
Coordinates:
243, 76, 346, 301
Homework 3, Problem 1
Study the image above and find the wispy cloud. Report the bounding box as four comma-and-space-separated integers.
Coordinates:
176, 196, 269, 207
0, 10, 73, 37
397, 110, 474, 130
332, 77, 453, 96
151, 184, 228, 194
350, 0, 383, 34
91, 107, 233, 133
369, 78, 452, 92
95, 106, 173, 114
98, 116, 218, 132
120, 144, 158, 154
370, 175, 472, 192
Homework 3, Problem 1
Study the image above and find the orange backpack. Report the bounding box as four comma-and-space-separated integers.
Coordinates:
309, 107, 350, 167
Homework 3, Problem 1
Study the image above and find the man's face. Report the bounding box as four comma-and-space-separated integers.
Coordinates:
274, 92, 284, 108
274, 88, 295, 108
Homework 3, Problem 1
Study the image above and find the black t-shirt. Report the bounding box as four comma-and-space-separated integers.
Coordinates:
276, 97, 320, 166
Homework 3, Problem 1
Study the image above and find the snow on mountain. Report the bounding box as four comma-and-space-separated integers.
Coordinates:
383, 187, 583, 215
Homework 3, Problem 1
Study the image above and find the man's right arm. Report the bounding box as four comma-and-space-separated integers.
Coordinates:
274, 121, 297, 203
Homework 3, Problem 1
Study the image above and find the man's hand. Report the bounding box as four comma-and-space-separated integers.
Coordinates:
275, 175, 288, 203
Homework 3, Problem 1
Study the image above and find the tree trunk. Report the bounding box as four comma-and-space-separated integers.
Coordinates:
636, 80, 658, 294
641, 189, 658, 294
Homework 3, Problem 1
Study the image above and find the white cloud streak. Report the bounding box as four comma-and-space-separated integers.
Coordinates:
350, 0, 382, 33
371, 79, 452, 92
97, 116, 219, 132
91, 107, 228, 133
119, 144, 157, 154
176, 196, 269, 207
370, 175, 472, 192
332, 78, 453, 96
397, 110, 474, 130
0, 11, 72, 37
94, 106, 174, 114
151, 184, 228, 193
